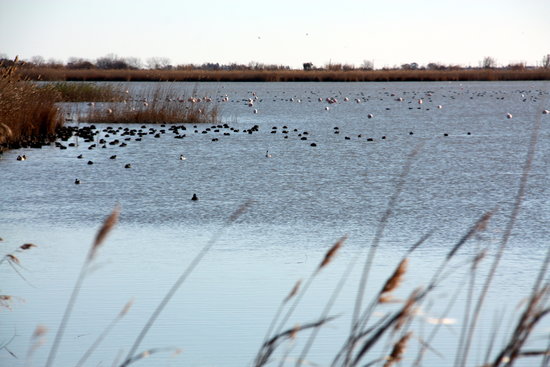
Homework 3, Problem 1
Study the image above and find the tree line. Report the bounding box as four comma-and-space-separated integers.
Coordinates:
1, 53, 549, 71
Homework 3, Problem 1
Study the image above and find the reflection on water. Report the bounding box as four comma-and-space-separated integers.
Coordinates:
1, 81, 549, 366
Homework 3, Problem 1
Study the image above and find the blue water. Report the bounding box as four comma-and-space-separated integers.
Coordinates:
1, 81, 549, 366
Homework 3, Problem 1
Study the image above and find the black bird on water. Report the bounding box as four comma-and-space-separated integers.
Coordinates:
191, 193, 199, 201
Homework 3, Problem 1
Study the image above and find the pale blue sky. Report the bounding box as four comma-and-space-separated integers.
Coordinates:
1, 0, 549, 68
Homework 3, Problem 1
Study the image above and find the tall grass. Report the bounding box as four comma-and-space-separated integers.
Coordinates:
20, 67, 550, 82
79, 86, 219, 124
0, 59, 63, 149
50, 82, 126, 102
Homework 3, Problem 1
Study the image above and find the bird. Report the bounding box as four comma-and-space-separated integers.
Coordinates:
266, 150, 272, 158
191, 193, 198, 201
74, 179, 81, 184
125, 163, 132, 168
506, 113, 513, 119
179, 154, 186, 160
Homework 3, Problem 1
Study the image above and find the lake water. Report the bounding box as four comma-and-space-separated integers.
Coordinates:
1, 81, 549, 367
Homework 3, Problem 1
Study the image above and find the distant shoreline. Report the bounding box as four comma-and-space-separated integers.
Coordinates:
20, 68, 550, 83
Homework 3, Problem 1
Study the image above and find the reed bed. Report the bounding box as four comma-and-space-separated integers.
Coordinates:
0, 60, 63, 149
49, 82, 126, 102
79, 86, 219, 124
20, 67, 550, 82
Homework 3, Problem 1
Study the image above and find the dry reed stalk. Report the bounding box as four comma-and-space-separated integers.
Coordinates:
453, 248, 489, 367
379, 259, 408, 299
285, 280, 302, 303
75, 299, 134, 367
446, 210, 495, 261
352, 144, 422, 338
350, 288, 423, 366
297, 239, 368, 367
26, 325, 48, 365
0, 332, 17, 359
382, 332, 412, 367
19, 243, 36, 250
259, 279, 303, 361
394, 290, 420, 333
0, 295, 13, 310
489, 247, 550, 367
120, 347, 182, 366
318, 235, 347, 271
45, 205, 120, 367
415, 253, 483, 366
337, 232, 430, 367
121, 201, 251, 367
254, 316, 337, 367
267, 236, 348, 352
89, 205, 120, 260
457, 103, 544, 367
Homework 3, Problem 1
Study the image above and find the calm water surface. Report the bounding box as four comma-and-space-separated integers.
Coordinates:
1, 81, 549, 366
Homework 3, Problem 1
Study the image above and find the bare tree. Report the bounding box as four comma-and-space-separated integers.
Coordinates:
30, 55, 45, 67
360, 60, 374, 70
401, 62, 419, 70
124, 57, 142, 69
542, 54, 550, 68
481, 56, 496, 69
97, 54, 129, 69
146, 57, 171, 70
67, 57, 95, 69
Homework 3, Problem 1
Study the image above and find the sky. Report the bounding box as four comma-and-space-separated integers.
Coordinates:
1, 0, 549, 69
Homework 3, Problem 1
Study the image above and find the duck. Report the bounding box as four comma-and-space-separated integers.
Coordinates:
124, 163, 132, 168
16, 155, 26, 161
265, 150, 272, 158
179, 154, 186, 160
191, 193, 199, 201
74, 179, 81, 184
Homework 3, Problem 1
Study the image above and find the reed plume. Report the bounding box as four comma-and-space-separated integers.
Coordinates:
45, 205, 120, 367
383, 332, 412, 367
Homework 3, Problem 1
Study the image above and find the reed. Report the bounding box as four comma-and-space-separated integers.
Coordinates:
79, 86, 219, 124
44, 206, 119, 367
50, 82, 126, 102
0, 58, 63, 150
19, 67, 550, 82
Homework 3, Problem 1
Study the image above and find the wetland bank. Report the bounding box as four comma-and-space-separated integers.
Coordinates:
1, 80, 549, 366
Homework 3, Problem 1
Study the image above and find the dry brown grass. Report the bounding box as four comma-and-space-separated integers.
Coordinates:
79, 87, 219, 124
0, 60, 63, 149
20, 67, 550, 82
51, 82, 126, 102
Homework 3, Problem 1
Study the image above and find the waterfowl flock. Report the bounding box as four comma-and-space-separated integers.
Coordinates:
6, 85, 548, 204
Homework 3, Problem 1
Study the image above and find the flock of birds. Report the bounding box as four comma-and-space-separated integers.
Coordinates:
11, 87, 550, 201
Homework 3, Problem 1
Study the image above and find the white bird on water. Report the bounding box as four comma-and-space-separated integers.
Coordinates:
266, 150, 272, 158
